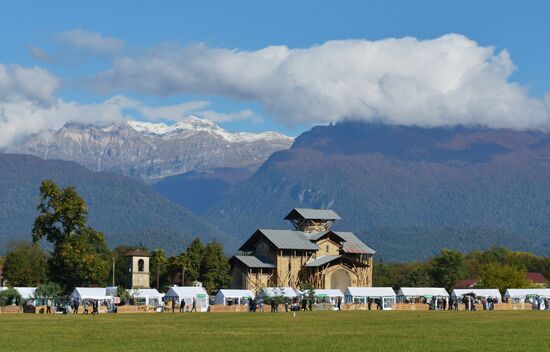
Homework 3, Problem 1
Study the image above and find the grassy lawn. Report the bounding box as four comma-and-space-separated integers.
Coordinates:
1, 311, 549, 351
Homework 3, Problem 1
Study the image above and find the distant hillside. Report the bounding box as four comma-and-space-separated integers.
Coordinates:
152, 167, 253, 213
0, 154, 236, 254
205, 122, 550, 260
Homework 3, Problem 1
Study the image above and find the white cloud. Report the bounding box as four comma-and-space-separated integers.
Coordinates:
28, 46, 54, 63
92, 34, 550, 130
56, 29, 124, 57
0, 64, 259, 148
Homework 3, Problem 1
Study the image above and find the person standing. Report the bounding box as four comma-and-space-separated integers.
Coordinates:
284, 298, 289, 312
171, 299, 175, 313
46, 299, 52, 314
191, 297, 197, 312
337, 297, 342, 311
180, 298, 190, 313
308, 298, 313, 311
258, 297, 264, 312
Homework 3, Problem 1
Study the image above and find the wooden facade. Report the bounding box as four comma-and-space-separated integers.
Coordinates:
230, 208, 375, 294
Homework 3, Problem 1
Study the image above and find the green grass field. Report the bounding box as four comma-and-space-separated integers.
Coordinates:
1, 311, 549, 351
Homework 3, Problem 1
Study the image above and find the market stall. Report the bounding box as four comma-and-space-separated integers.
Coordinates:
257, 287, 298, 300
344, 287, 396, 310
164, 286, 209, 312
396, 287, 449, 309
213, 289, 254, 306
504, 289, 550, 303
128, 288, 163, 307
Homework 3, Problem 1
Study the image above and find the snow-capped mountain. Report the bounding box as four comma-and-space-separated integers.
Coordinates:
7, 116, 294, 182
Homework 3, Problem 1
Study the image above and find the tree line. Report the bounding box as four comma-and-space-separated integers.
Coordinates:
374, 247, 550, 293
0, 180, 230, 296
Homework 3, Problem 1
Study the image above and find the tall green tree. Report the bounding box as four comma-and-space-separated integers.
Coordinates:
200, 241, 230, 293
183, 239, 204, 282
3, 242, 48, 287
477, 263, 532, 293
429, 249, 468, 291
150, 248, 167, 290
32, 180, 110, 293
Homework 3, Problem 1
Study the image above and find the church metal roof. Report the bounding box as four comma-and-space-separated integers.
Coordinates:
335, 232, 376, 254
240, 229, 320, 251
305, 255, 341, 267
284, 208, 341, 221
232, 255, 276, 268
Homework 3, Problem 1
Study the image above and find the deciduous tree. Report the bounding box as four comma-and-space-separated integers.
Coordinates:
3, 242, 47, 287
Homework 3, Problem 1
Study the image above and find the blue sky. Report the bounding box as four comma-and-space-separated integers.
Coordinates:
1, 0, 549, 140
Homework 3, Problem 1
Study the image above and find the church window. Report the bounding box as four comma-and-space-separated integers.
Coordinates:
138, 259, 144, 272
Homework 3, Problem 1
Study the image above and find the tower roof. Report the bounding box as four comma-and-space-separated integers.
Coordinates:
125, 249, 150, 257
284, 208, 341, 221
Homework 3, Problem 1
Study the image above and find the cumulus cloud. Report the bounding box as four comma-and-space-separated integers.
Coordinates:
92, 34, 550, 130
56, 29, 124, 57
0, 64, 256, 148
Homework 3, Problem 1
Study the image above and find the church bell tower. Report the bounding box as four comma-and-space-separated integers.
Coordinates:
125, 249, 150, 288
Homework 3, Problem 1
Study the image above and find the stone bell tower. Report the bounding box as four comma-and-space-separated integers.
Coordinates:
125, 249, 150, 288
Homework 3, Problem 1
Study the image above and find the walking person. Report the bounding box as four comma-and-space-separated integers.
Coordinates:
308, 298, 313, 311
46, 299, 52, 314
337, 296, 342, 311
191, 297, 197, 312
180, 299, 186, 312
258, 297, 264, 312
171, 299, 176, 313
284, 298, 289, 312
301, 298, 307, 311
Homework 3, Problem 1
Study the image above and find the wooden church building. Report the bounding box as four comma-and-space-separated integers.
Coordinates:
230, 208, 375, 294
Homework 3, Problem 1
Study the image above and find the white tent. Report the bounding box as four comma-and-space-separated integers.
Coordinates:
128, 288, 163, 307
452, 289, 502, 302
257, 287, 297, 299
164, 286, 209, 311
504, 289, 550, 303
214, 289, 254, 306
397, 287, 449, 304
14, 287, 36, 304
344, 287, 396, 310
70, 287, 114, 305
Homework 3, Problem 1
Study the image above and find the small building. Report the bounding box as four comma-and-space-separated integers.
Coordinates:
128, 288, 163, 307
214, 289, 254, 306
504, 288, 550, 303
164, 286, 209, 312
526, 272, 548, 287
230, 208, 375, 294
125, 249, 150, 289
397, 287, 449, 303
451, 289, 501, 302
344, 287, 396, 310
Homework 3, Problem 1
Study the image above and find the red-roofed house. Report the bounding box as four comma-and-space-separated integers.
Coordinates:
454, 278, 478, 289
526, 272, 547, 287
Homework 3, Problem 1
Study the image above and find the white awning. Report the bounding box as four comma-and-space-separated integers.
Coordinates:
344, 287, 396, 297
504, 288, 550, 298
397, 287, 449, 297
128, 288, 162, 298
452, 289, 501, 300
70, 287, 113, 301
258, 287, 297, 298
14, 287, 36, 299
164, 286, 209, 300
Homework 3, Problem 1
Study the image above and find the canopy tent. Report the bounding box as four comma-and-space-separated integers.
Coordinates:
257, 287, 298, 299
452, 289, 502, 302
128, 288, 163, 307
344, 287, 396, 310
214, 289, 254, 306
70, 287, 114, 305
164, 286, 209, 311
397, 287, 449, 303
296, 289, 344, 305
504, 289, 550, 303
14, 287, 37, 304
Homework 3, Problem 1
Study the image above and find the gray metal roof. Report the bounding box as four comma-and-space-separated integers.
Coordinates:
257, 229, 319, 250
233, 256, 276, 269
335, 232, 376, 254
284, 208, 341, 221
305, 255, 341, 267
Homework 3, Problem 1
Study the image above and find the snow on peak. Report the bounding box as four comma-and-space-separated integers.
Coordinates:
127, 117, 293, 143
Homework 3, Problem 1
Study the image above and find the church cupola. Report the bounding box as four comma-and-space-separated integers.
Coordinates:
284, 208, 341, 233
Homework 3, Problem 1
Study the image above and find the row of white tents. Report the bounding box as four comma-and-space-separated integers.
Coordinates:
5, 286, 550, 311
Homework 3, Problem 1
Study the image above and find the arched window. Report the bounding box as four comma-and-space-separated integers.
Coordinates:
326, 245, 329, 253
138, 259, 144, 272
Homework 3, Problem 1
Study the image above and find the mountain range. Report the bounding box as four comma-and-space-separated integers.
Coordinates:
203, 121, 550, 260
0, 154, 236, 255
8, 117, 294, 183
